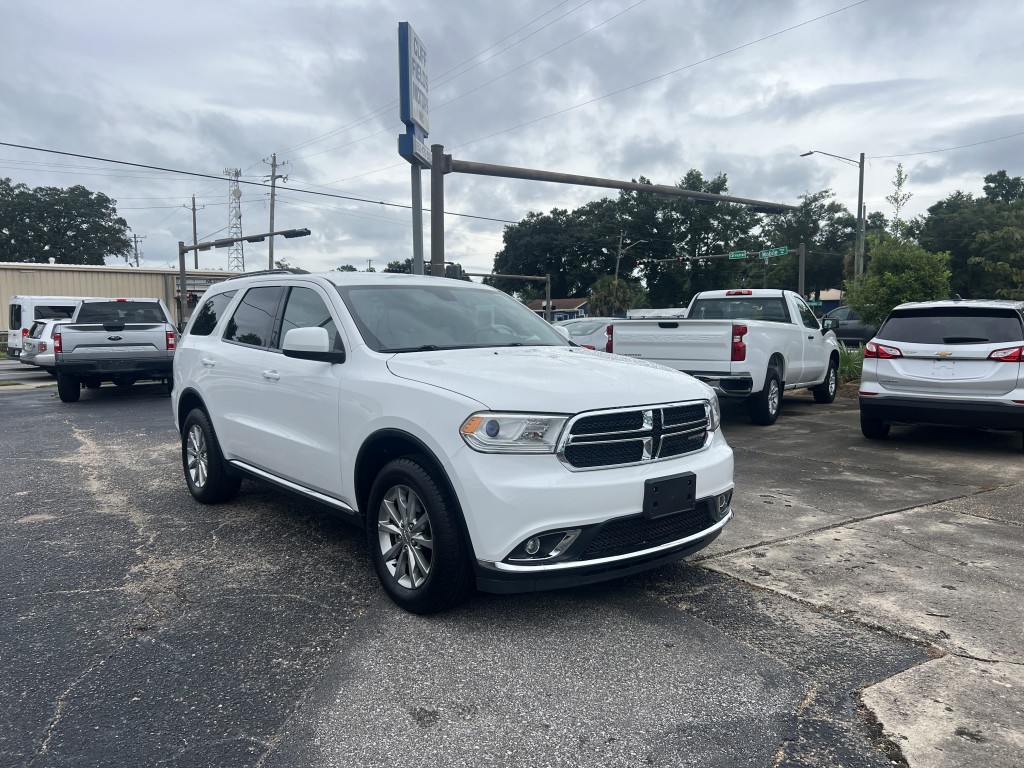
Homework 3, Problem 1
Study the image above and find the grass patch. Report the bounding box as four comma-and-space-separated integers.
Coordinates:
0, 381, 22, 387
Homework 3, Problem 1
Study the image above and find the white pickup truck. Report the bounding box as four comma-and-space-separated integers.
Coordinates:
608, 289, 841, 425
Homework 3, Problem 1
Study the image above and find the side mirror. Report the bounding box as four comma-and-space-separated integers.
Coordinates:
821, 318, 838, 332
282, 327, 346, 363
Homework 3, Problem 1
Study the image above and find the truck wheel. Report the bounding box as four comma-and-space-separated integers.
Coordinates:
367, 457, 473, 614
57, 373, 80, 403
812, 358, 839, 404
747, 368, 781, 425
860, 412, 891, 440
182, 409, 241, 503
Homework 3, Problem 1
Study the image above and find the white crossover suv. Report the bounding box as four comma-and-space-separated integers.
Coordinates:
172, 270, 734, 613
859, 298, 1024, 439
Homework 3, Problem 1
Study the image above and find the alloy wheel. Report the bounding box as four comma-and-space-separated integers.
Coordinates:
186, 424, 208, 489
377, 484, 434, 589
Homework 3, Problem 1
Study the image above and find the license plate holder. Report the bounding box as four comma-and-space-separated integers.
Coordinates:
643, 472, 696, 519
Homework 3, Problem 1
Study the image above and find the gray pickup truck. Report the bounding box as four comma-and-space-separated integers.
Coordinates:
54, 298, 178, 403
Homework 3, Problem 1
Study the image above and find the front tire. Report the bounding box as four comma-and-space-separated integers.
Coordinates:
57, 373, 80, 403
860, 412, 891, 440
812, 358, 839, 404
182, 409, 241, 503
747, 367, 782, 425
367, 457, 473, 614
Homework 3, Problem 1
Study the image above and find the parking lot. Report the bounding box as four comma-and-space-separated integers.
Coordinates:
2, 358, 1022, 768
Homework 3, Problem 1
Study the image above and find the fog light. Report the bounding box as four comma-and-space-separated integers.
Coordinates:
714, 490, 733, 521
524, 537, 540, 555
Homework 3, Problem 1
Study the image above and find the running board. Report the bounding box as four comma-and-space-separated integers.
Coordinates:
228, 460, 360, 518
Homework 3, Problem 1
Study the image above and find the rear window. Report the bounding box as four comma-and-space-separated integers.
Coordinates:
34, 304, 77, 321
76, 301, 167, 324
28, 322, 48, 339
689, 298, 790, 322
879, 307, 1024, 344
562, 319, 607, 337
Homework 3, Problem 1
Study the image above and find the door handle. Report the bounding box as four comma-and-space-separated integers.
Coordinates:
201, 357, 216, 367
262, 369, 280, 381
807, 335, 815, 340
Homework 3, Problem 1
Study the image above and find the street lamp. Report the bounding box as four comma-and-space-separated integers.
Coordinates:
615, 234, 648, 283
801, 150, 865, 277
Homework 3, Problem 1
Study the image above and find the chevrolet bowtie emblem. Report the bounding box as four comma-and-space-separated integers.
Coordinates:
937, 351, 952, 357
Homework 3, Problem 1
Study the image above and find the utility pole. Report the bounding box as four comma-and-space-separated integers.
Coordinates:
186, 195, 205, 269
265, 153, 288, 269
131, 234, 146, 267
855, 152, 866, 278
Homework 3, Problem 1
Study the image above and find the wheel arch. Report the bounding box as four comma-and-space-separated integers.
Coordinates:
355, 429, 474, 553
176, 388, 208, 434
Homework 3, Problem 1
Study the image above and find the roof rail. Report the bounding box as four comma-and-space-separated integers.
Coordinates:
221, 267, 310, 282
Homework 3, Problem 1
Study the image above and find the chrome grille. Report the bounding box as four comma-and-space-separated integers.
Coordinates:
558, 401, 710, 470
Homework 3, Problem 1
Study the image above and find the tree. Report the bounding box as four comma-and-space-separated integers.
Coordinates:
885, 163, 913, 238
843, 234, 950, 327
383, 258, 471, 279
335, 264, 358, 272
0, 178, 132, 264
588, 275, 640, 316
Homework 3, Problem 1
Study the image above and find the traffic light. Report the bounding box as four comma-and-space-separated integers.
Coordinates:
187, 292, 198, 306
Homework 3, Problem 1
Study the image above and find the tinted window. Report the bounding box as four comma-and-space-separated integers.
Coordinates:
277, 287, 340, 350
34, 304, 77, 320
828, 307, 851, 321
561, 319, 607, 337
76, 301, 166, 323
223, 286, 285, 347
9, 304, 19, 330
188, 290, 237, 336
879, 307, 1024, 344
689, 298, 790, 322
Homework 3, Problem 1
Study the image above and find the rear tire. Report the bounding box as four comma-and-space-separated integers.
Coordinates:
182, 409, 241, 503
57, 373, 80, 403
812, 358, 839, 404
366, 457, 473, 614
860, 412, 891, 440
747, 367, 782, 425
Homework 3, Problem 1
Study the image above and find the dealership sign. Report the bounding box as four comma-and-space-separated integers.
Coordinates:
398, 22, 430, 167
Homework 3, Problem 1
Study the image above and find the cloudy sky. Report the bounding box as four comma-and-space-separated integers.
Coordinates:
2, 0, 1022, 278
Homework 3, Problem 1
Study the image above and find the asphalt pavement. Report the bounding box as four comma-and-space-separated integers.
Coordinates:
1, 359, 1021, 768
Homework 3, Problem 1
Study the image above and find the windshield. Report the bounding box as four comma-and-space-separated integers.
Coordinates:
335, 283, 570, 352
879, 307, 1024, 344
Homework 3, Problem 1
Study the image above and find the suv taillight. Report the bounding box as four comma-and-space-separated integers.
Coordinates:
166, 330, 177, 351
988, 346, 1023, 362
53, 332, 62, 354
22, 327, 29, 339
605, 324, 613, 354
864, 342, 902, 359
731, 324, 747, 362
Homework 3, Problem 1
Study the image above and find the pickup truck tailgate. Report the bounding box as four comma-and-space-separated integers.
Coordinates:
613, 320, 734, 372
59, 323, 170, 360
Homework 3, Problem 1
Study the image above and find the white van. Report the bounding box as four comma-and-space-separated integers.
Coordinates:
7, 296, 91, 358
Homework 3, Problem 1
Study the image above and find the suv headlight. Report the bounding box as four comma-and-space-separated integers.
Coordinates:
708, 395, 721, 431
460, 412, 568, 454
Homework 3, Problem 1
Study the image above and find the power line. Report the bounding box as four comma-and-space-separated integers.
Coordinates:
0, 140, 516, 223
869, 129, 1024, 159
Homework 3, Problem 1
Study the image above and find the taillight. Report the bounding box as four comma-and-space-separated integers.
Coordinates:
166, 330, 177, 351
726, 289, 752, 296
605, 324, 614, 354
988, 346, 1023, 362
53, 332, 62, 354
864, 342, 902, 359
731, 324, 747, 362
39, 342, 47, 353
22, 327, 29, 339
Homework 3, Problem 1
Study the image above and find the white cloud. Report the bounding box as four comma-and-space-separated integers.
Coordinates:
1, 0, 1022, 278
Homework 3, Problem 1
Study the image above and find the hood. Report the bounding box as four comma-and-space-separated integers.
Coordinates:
385, 346, 714, 413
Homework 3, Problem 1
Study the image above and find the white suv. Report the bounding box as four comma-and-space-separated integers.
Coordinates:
859, 298, 1024, 439
172, 270, 734, 613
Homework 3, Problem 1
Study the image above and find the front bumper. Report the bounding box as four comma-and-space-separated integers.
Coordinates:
449, 428, 734, 588
860, 395, 1024, 431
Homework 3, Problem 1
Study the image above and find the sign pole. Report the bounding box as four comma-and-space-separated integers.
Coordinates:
411, 165, 424, 275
